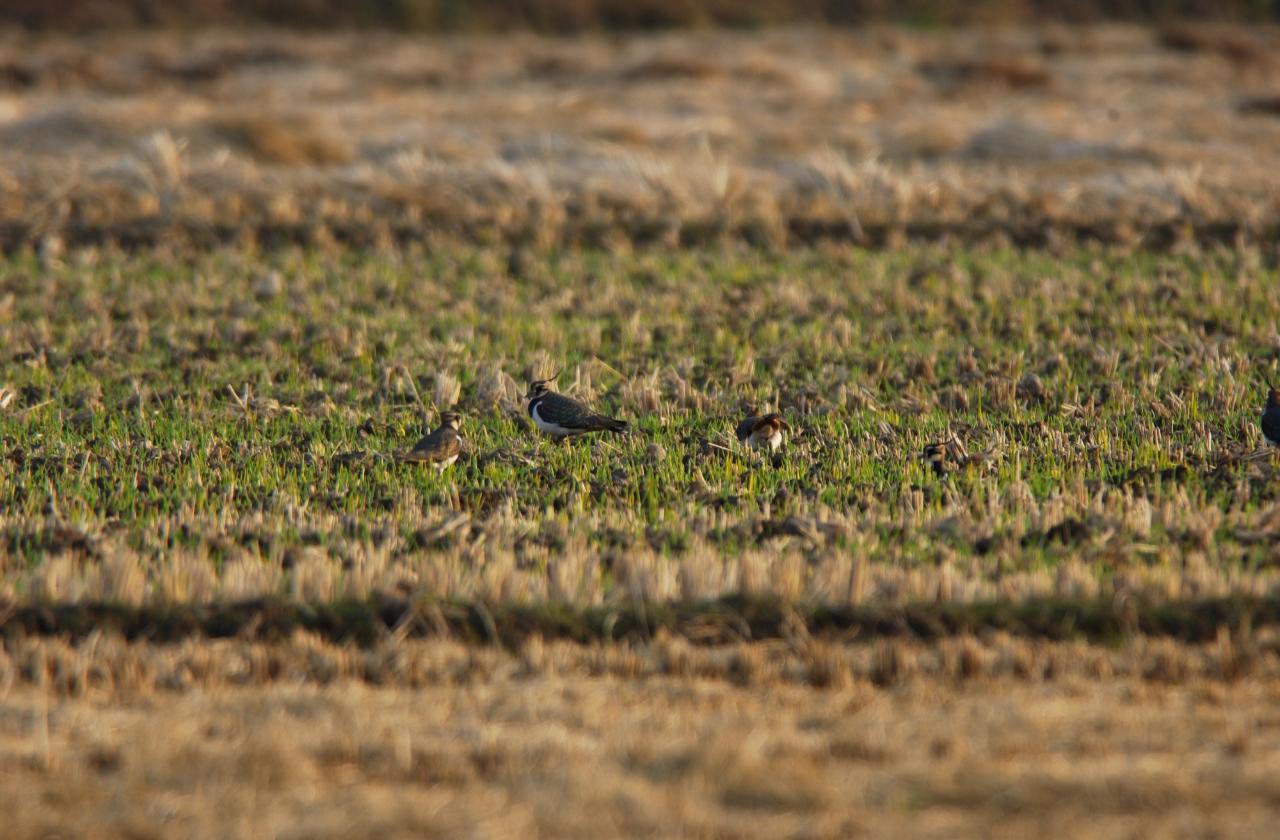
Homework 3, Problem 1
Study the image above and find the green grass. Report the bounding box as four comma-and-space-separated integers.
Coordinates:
2, 243, 1280, 608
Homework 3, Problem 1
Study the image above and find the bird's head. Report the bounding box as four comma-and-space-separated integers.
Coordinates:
1269, 388, 1280, 408
526, 370, 560, 401
761, 413, 790, 430
438, 411, 462, 430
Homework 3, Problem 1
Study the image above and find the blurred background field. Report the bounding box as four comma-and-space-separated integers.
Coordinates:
1, 21, 1280, 251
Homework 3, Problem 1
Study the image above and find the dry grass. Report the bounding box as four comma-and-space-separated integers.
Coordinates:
6, 594, 1280, 649
2, 632, 1280, 839
1, 26, 1280, 250
8, 624, 1280, 695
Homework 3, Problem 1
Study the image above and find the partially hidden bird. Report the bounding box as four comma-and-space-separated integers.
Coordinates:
735, 412, 789, 453
1263, 388, 1280, 447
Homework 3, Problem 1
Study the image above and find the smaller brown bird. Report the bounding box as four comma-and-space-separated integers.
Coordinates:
921, 441, 951, 476
398, 411, 462, 469
920, 435, 991, 476
1263, 388, 1280, 447
735, 412, 789, 453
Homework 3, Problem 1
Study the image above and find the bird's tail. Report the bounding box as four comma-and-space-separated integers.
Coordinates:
597, 415, 629, 434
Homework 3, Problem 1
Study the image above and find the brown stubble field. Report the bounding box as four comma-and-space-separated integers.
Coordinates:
4, 633, 1280, 838
5, 21, 1280, 838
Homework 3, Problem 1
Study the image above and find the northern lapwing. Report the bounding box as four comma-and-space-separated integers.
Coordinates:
525, 373, 628, 439
1263, 388, 1280, 447
398, 411, 463, 469
735, 412, 789, 453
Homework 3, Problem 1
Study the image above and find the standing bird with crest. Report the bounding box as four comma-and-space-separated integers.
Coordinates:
525, 372, 629, 440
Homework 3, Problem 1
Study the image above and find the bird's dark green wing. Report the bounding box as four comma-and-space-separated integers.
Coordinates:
538, 392, 627, 433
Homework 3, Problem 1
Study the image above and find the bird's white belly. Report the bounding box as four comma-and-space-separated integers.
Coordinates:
749, 429, 783, 452
436, 454, 459, 470
531, 403, 582, 437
